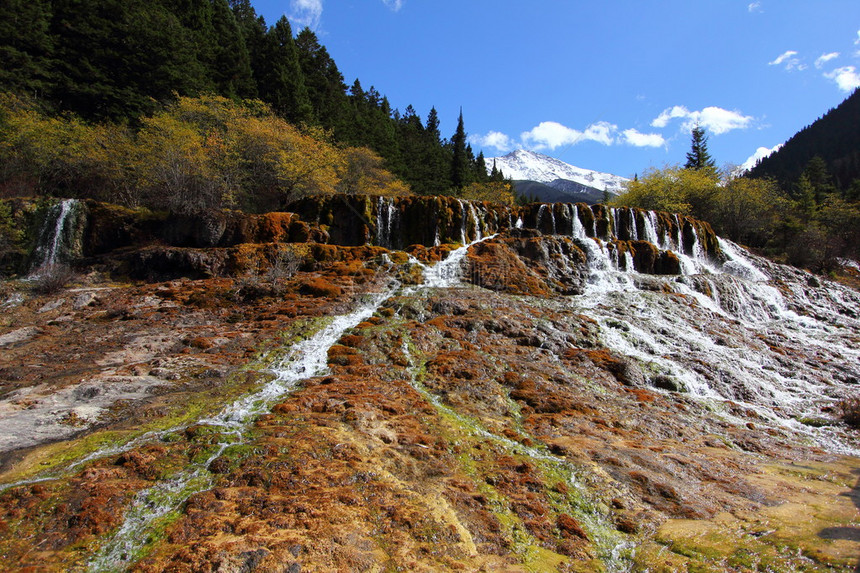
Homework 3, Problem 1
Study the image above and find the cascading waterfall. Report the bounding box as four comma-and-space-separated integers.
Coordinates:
536, 204, 547, 233
375, 197, 398, 249
414, 201, 860, 452
468, 202, 483, 241
30, 198, 81, 274
628, 210, 638, 241
458, 200, 468, 245
9, 197, 859, 570
642, 211, 663, 249
563, 219, 860, 453
673, 214, 684, 253
610, 208, 619, 239
569, 204, 585, 239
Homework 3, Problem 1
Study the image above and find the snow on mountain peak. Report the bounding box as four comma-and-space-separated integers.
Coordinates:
486, 149, 628, 193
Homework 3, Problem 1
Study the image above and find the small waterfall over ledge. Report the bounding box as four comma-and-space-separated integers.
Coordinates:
30, 198, 85, 275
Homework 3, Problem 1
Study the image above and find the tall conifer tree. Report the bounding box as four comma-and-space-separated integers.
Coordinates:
450, 109, 471, 191
684, 126, 716, 171
0, 0, 54, 97
209, 0, 255, 98
259, 16, 312, 123
295, 28, 347, 131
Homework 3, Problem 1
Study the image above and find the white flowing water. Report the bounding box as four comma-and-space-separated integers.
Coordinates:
89, 235, 499, 571
376, 197, 397, 248
489, 203, 860, 452
561, 224, 860, 454
468, 202, 483, 241
30, 198, 79, 274
458, 200, 468, 245
89, 285, 399, 571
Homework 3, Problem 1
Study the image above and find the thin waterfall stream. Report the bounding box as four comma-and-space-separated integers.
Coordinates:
30, 198, 81, 274
88, 237, 493, 572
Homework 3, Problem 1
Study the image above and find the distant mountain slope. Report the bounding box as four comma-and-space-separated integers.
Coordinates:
748, 88, 860, 188
512, 180, 608, 205
486, 149, 628, 205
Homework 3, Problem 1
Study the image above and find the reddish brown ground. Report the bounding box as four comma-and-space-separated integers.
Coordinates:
0, 242, 857, 572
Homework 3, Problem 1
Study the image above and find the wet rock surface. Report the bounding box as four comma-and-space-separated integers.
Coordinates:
0, 201, 858, 572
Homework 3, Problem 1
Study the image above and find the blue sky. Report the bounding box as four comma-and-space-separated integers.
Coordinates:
253, 0, 860, 178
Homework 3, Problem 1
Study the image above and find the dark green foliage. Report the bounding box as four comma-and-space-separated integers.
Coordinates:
450, 110, 472, 191
0, 0, 488, 199
49, 0, 205, 120
229, 0, 269, 92
419, 107, 454, 195
0, 0, 54, 98
209, 0, 255, 98
750, 88, 860, 190
258, 16, 312, 123
797, 156, 836, 203
683, 126, 716, 171
295, 28, 347, 131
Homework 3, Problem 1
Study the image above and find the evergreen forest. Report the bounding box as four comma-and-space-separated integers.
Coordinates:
0, 0, 510, 208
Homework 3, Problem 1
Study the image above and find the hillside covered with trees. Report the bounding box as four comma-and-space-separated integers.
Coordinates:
749, 88, 860, 190
0, 0, 509, 204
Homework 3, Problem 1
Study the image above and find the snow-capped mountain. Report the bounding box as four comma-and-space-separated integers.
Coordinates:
486, 149, 629, 195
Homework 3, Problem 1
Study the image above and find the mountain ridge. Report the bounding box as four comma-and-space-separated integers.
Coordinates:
748, 88, 860, 188
487, 149, 629, 192
486, 149, 628, 204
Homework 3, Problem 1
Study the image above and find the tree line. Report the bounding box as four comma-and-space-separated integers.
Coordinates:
0, 0, 510, 201
749, 88, 860, 190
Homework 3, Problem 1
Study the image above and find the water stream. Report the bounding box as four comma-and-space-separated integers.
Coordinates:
88, 285, 398, 571
88, 237, 492, 571
30, 198, 80, 274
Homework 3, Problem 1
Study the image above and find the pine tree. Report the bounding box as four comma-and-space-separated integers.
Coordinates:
684, 126, 716, 171
801, 156, 836, 204
450, 109, 471, 191
295, 28, 347, 131
0, 0, 54, 98
209, 0, 255, 98
49, 0, 204, 120
419, 107, 451, 195
258, 16, 312, 123
229, 0, 268, 92
473, 150, 488, 183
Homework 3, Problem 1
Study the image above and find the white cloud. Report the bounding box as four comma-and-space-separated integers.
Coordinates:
856, 29, 860, 45
769, 50, 796, 65
382, 0, 404, 10
520, 121, 617, 150
651, 105, 754, 135
475, 121, 666, 153
824, 66, 860, 92
621, 129, 666, 148
470, 131, 514, 152
696, 107, 755, 134
582, 121, 616, 145
815, 52, 840, 69
651, 105, 691, 128
740, 144, 783, 172
748, 2, 763, 13
769, 50, 806, 71
290, 0, 323, 29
